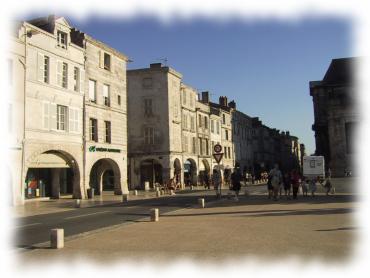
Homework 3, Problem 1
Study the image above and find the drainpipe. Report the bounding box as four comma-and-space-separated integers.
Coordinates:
82, 38, 87, 199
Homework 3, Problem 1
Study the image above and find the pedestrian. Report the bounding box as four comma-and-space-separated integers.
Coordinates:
291, 169, 300, 199
269, 164, 282, 201
267, 173, 273, 199
204, 173, 210, 189
231, 168, 242, 201
282, 172, 291, 199
212, 169, 222, 198
309, 177, 317, 197
301, 177, 308, 197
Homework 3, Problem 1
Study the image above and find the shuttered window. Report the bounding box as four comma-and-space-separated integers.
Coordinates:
89, 80, 96, 102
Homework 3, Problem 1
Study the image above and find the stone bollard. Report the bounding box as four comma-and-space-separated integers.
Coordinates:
75, 199, 81, 208
190, 185, 194, 190
198, 198, 205, 208
122, 194, 129, 202
150, 208, 159, 222
50, 228, 64, 249
156, 191, 161, 197
134, 190, 138, 196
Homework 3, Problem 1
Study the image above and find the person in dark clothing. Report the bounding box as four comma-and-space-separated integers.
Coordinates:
231, 168, 242, 201
290, 169, 300, 199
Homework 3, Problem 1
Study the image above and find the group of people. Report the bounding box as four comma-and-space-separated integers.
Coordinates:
267, 164, 334, 201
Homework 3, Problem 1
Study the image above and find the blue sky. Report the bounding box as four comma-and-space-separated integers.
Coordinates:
45, 15, 353, 154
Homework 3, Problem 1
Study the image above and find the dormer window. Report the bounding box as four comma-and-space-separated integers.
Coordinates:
57, 31, 67, 49
104, 53, 111, 71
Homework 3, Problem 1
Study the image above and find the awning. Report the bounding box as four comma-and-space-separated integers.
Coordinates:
28, 153, 70, 168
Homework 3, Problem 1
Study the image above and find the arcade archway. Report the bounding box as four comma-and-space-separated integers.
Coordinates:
184, 159, 197, 186
140, 159, 163, 189
89, 158, 121, 195
25, 150, 80, 199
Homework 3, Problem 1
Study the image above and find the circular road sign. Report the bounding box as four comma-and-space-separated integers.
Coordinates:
213, 144, 222, 153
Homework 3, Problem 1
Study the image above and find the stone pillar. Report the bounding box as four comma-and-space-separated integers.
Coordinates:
51, 168, 61, 199
150, 208, 159, 222
50, 229, 64, 249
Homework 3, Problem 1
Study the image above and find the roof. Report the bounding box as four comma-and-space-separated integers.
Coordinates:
322, 57, 357, 85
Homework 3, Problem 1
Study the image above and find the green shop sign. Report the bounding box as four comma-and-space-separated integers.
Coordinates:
88, 146, 121, 153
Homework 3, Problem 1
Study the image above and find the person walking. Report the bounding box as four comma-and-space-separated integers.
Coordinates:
282, 172, 291, 199
212, 169, 222, 198
231, 168, 242, 201
269, 164, 282, 201
290, 169, 300, 199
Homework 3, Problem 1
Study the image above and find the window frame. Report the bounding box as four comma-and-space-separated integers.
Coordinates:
56, 105, 68, 131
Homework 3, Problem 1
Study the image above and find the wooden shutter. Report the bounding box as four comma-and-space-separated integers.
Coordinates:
37, 53, 44, 82
79, 68, 84, 93
88, 80, 96, 101
56, 60, 63, 87
50, 103, 57, 130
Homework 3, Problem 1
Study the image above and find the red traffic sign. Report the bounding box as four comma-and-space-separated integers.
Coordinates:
213, 152, 223, 163
213, 143, 222, 153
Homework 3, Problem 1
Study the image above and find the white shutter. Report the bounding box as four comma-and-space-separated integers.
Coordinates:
75, 109, 80, 133
79, 68, 84, 93
68, 108, 74, 132
56, 60, 63, 87
42, 102, 49, 129
99, 50, 104, 68
89, 80, 96, 101
103, 84, 109, 97
37, 53, 44, 82
50, 103, 57, 130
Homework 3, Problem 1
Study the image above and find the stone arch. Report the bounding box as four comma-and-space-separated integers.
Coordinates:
24, 149, 82, 199
173, 158, 182, 184
184, 158, 197, 186
89, 158, 122, 195
140, 159, 163, 189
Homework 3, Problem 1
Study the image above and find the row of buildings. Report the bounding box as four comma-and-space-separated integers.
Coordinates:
7, 15, 303, 205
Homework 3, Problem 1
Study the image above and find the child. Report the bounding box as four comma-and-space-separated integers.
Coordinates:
309, 178, 317, 197
302, 178, 309, 197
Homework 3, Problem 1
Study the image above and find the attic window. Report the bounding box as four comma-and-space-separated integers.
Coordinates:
104, 53, 111, 71
57, 31, 67, 49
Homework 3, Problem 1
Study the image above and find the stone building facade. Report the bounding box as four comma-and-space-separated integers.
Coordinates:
71, 30, 129, 195
9, 15, 129, 204
310, 57, 358, 177
127, 63, 183, 189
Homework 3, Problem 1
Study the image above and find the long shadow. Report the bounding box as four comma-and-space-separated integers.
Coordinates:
161, 207, 354, 218
316, 227, 359, 232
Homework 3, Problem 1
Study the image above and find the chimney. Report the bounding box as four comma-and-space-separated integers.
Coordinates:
150, 63, 162, 69
286, 131, 290, 136
228, 100, 236, 109
219, 96, 228, 107
201, 91, 209, 103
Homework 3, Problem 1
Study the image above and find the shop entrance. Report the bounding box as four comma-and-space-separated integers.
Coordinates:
25, 150, 79, 199
89, 159, 121, 195
140, 159, 163, 189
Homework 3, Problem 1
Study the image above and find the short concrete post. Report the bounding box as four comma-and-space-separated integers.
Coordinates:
198, 198, 205, 208
75, 199, 81, 208
150, 208, 159, 222
156, 191, 161, 197
122, 194, 129, 202
134, 190, 138, 196
50, 229, 64, 249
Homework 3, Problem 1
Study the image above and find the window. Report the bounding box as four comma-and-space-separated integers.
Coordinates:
204, 116, 208, 129
192, 137, 196, 154
57, 105, 67, 131
217, 121, 220, 134
144, 99, 153, 116
143, 78, 152, 88
222, 114, 226, 124
104, 53, 111, 71
103, 84, 110, 107
183, 90, 187, 105
190, 116, 195, 131
89, 118, 98, 142
73, 67, 80, 92
225, 130, 229, 141
144, 127, 154, 145
69, 108, 79, 133
199, 138, 203, 155
88, 80, 96, 102
57, 31, 67, 49
105, 121, 111, 143
118, 95, 121, 106
206, 140, 209, 155
41, 56, 49, 83
8, 59, 13, 86
224, 147, 228, 158
211, 120, 214, 133
228, 147, 231, 159
183, 136, 188, 153
62, 62, 68, 89
198, 115, 202, 128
